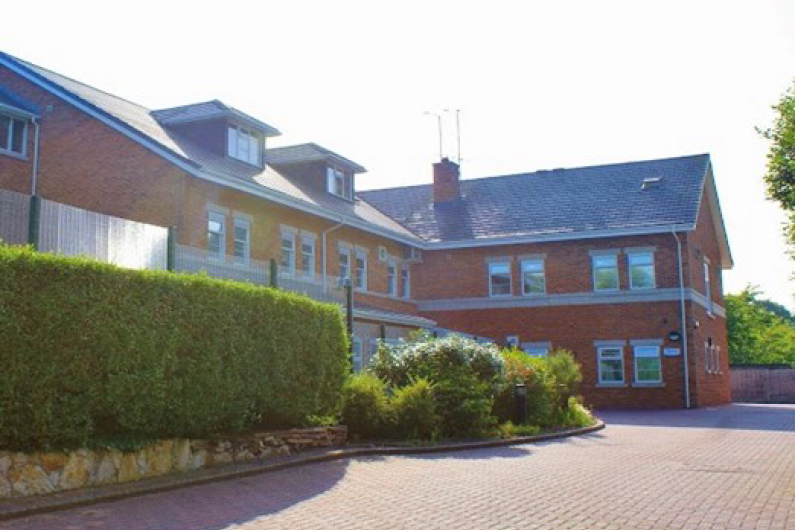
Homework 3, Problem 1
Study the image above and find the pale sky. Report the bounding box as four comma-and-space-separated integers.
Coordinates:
4, 0, 795, 309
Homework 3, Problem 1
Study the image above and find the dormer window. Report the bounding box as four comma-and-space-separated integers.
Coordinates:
227, 125, 260, 165
327, 166, 354, 200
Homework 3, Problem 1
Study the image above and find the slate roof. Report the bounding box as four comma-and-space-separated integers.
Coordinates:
0, 52, 416, 242
152, 100, 281, 136
359, 154, 712, 244
268, 143, 367, 173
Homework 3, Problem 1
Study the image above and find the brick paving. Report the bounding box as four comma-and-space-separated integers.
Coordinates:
1, 404, 794, 530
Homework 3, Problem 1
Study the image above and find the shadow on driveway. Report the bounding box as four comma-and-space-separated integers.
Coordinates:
596, 403, 795, 432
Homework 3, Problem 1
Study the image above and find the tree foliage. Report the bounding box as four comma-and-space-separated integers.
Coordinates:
726, 287, 795, 366
759, 81, 795, 250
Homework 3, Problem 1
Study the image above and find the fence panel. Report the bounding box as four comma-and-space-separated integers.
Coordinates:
0, 189, 30, 245
36, 198, 168, 270
731, 367, 795, 403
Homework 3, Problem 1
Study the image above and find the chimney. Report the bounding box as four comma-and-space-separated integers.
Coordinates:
433, 157, 461, 203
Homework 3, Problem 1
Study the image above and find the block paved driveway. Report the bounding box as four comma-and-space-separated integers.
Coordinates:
3, 404, 795, 530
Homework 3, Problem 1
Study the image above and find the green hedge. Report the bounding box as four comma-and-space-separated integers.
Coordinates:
0, 246, 349, 450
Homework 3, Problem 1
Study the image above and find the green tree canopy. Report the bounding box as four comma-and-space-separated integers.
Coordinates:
727, 286, 795, 366
759, 81, 795, 251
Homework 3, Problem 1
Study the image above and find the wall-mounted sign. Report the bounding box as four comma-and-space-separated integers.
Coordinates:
668, 331, 682, 342
506, 335, 519, 349
664, 347, 681, 357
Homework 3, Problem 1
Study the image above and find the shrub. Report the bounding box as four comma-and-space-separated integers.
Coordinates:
341, 374, 392, 440
370, 335, 503, 438
546, 350, 583, 414
493, 349, 556, 425
0, 245, 348, 450
391, 377, 438, 440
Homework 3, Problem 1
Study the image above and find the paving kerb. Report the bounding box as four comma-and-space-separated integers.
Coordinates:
0, 421, 604, 521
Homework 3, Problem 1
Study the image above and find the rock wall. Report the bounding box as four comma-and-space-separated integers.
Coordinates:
0, 427, 346, 498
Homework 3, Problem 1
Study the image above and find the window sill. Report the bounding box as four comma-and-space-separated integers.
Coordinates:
632, 382, 665, 388
593, 288, 621, 294
489, 294, 514, 299
0, 150, 28, 161
629, 286, 657, 291
596, 383, 628, 388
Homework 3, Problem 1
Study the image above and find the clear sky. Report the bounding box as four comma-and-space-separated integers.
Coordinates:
4, 0, 795, 309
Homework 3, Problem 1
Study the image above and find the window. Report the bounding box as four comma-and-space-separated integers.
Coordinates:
522, 342, 550, 357
339, 248, 351, 281
387, 260, 397, 296
207, 211, 226, 259
352, 337, 363, 372
227, 126, 260, 165
704, 340, 721, 374
628, 251, 655, 289
300, 234, 316, 278
598, 346, 624, 384
354, 250, 367, 291
327, 167, 354, 200
489, 261, 512, 297
232, 217, 250, 264
521, 259, 546, 295
704, 260, 713, 314
400, 267, 411, 299
280, 232, 296, 275
593, 254, 619, 291
633, 345, 662, 384
0, 114, 27, 156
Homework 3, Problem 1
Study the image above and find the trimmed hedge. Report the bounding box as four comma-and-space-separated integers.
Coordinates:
0, 246, 349, 450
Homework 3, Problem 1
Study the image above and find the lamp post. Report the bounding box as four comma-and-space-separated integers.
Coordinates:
514, 383, 528, 425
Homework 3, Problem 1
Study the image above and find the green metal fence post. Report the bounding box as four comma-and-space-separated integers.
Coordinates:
269, 259, 278, 288
27, 195, 41, 250
166, 226, 176, 271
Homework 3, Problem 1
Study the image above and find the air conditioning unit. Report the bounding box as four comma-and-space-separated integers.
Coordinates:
405, 247, 423, 263
378, 245, 388, 262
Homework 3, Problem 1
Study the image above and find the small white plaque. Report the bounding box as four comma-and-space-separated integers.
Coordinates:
664, 348, 681, 357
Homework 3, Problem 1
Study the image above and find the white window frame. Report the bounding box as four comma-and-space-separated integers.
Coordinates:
633, 344, 662, 384
339, 246, 351, 282
207, 210, 226, 260
387, 259, 398, 296
327, 167, 354, 200
232, 216, 251, 265
627, 250, 656, 290
300, 233, 316, 278
352, 336, 363, 372
400, 267, 411, 299
488, 261, 512, 297
227, 125, 260, 165
522, 341, 551, 357
0, 113, 27, 157
520, 257, 546, 295
592, 252, 620, 292
704, 259, 713, 315
354, 249, 368, 291
597, 345, 625, 385
280, 229, 296, 276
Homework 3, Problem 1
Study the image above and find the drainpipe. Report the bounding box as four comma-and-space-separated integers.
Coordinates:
672, 229, 691, 409
30, 117, 41, 196
322, 219, 345, 292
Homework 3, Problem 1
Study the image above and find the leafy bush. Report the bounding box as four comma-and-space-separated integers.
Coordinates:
341, 374, 392, 440
0, 245, 348, 450
391, 377, 438, 440
371, 335, 503, 438
493, 349, 556, 425
546, 350, 583, 414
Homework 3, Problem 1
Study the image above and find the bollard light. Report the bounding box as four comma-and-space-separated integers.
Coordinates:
514, 382, 528, 425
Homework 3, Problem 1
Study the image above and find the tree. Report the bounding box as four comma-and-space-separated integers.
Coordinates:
759, 81, 795, 251
726, 287, 795, 366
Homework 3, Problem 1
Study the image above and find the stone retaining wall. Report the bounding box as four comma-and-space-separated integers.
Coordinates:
0, 426, 346, 498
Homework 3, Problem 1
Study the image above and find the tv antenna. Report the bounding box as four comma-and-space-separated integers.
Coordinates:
444, 108, 461, 165
424, 111, 444, 160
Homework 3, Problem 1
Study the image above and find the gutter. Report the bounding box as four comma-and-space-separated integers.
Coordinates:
672, 229, 691, 409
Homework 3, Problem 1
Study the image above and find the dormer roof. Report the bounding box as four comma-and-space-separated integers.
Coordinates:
152, 100, 281, 137
268, 143, 367, 174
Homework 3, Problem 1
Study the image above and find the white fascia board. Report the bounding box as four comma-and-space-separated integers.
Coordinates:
0, 56, 424, 249
0, 102, 38, 119
353, 308, 436, 328
0, 56, 201, 176
425, 224, 695, 250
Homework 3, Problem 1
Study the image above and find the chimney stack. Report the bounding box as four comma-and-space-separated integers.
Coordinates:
433, 157, 460, 203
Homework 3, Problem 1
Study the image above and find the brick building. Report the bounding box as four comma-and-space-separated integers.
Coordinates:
0, 52, 732, 408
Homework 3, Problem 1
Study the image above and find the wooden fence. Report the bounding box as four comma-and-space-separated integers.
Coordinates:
731, 366, 795, 403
